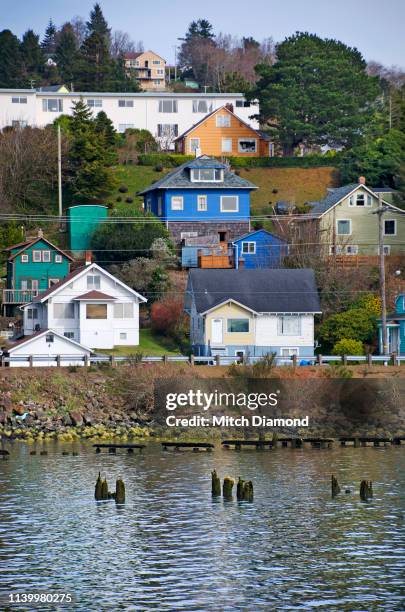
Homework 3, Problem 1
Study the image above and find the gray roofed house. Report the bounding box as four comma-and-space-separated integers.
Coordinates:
186, 268, 321, 358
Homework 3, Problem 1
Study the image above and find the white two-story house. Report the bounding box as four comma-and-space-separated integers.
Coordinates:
20, 262, 147, 350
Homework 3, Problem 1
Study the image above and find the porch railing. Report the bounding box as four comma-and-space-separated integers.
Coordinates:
2, 289, 39, 305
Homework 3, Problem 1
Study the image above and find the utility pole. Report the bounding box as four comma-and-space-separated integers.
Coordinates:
57, 124, 63, 223
375, 194, 388, 356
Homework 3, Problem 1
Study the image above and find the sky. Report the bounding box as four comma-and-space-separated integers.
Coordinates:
2, 0, 405, 68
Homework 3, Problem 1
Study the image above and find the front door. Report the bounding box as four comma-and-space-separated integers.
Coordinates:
211, 319, 223, 344
388, 327, 399, 353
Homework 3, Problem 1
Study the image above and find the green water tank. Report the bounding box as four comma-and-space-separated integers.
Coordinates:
67, 205, 108, 255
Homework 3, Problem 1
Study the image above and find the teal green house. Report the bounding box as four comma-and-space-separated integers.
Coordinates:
378, 295, 405, 355
2, 232, 73, 315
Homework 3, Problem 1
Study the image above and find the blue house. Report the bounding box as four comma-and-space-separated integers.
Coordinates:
138, 155, 257, 244
378, 295, 405, 355
233, 229, 288, 269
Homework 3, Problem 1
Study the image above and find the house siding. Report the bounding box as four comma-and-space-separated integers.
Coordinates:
234, 230, 288, 268
8, 239, 70, 292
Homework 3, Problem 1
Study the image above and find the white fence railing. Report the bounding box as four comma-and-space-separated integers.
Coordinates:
0, 353, 404, 367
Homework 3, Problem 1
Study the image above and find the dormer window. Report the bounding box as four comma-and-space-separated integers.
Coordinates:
191, 168, 223, 182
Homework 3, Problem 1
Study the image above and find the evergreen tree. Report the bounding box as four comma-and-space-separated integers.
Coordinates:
41, 19, 57, 56
95, 111, 118, 164
68, 99, 116, 201
179, 19, 215, 68
251, 32, 380, 155
75, 30, 113, 90
20, 30, 44, 84
0, 30, 24, 88
55, 23, 78, 85
86, 3, 111, 41
110, 52, 140, 92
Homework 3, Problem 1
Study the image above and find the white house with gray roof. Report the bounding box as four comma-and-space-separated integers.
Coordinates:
185, 268, 321, 358
301, 178, 405, 256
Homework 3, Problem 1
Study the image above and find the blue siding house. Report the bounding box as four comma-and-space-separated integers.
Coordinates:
138, 156, 257, 244
378, 295, 405, 355
233, 229, 288, 269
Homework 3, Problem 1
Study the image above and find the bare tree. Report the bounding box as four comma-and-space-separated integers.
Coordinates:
70, 16, 87, 47
110, 30, 143, 58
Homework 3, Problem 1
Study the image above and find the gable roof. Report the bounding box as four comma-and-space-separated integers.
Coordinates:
138, 155, 257, 194
308, 183, 403, 217
30, 263, 147, 304
233, 229, 287, 244
174, 105, 264, 142
188, 269, 321, 314
125, 50, 166, 62
74, 290, 116, 301
6, 329, 93, 354
6, 236, 74, 262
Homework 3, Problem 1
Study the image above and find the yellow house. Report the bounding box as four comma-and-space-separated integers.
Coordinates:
124, 51, 166, 91
175, 105, 274, 157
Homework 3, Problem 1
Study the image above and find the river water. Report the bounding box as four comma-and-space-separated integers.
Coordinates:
0, 442, 404, 611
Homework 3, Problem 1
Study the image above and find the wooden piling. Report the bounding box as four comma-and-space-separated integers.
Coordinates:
95, 472, 103, 500
331, 475, 340, 497
223, 477, 234, 499
242, 481, 253, 501
211, 470, 221, 497
237, 477, 245, 500
115, 478, 125, 504
360, 480, 373, 500
101, 478, 109, 500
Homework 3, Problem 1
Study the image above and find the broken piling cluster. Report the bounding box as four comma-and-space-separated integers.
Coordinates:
212, 470, 253, 501
94, 472, 125, 503
331, 475, 373, 500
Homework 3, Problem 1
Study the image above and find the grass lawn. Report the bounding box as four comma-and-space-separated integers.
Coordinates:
111, 165, 171, 209
98, 329, 181, 356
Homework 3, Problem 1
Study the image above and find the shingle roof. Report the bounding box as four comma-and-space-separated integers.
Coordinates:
74, 290, 116, 301
32, 266, 86, 302
138, 156, 257, 194
189, 269, 321, 314
6, 329, 93, 353
308, 184, 358, 217
6, 236, 74, 261
233, 229, 287, 244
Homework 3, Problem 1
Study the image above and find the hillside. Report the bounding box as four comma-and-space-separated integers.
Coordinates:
111, 164, 340, 213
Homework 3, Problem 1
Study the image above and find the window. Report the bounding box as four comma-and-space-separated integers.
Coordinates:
86, 304, 107, 319
337, 220, 351, 235
114, 303, 133, 318
241, 242, 256, 254
87, 99, 102, 107
367, 194, 372, 206
181, 231, 198, 239
380, 245, 391, 255
220, 196, 239, 212
21, 254, 29, 263
32, 250, 41, 262
87, 275, 101, 290
235, 99, 250, 107
27, 308, 38, 320
191, 168, 223, 182
156, 69, 164, 75
157, 124, 178, 137
189, 138, 200, 153
157, 196, 162, 216
48, 278, 59, 287
227, 319, 249, 333
152, 60, 161, 65
222, 138, 232, 153
329, 245, 343, 255
12, 120, 28, 128
269, 143, 275, 157
118, 123, 135, 133
356, 193, 365, 206
197, 195, 207, 211
384, 219, 396, 236
64, 332, 75, 339
54, 303, 75, 319
42, 99, 63, 112
278, 315, 301, 335
192, 100, 212, 113
21, 279, 39, 291
146, 198, 152, 212
171, 196, 183, 211
216, 114, 231, 127
42, 250, 51, 262
281, 348, 299, 357
238, 138, 257, 153
55, 254, 63, 263
345, 245, 358, 255
12, 96, 27, 104
46, 333, 54, 343
120, 332, 127, 340
118, 99, 134, 107
158, 99, 178, 113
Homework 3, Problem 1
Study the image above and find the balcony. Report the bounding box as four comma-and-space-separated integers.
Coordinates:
2, 289, 39, 304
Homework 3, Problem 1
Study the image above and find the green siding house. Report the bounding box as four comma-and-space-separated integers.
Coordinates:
300, 179, 405, 256
2, 232, 73, 315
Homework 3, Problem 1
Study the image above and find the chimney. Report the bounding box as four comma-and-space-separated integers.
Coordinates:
358, 176, 366, 185
37, 228, 43, 238
85, 251, 92, 266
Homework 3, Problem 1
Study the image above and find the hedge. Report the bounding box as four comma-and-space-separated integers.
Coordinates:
137, 153, 340, 169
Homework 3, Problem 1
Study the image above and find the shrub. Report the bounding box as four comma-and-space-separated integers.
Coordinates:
151, 298, 184, 336
272, 188, 278, 194
116, 196, 122, 202
125, 196, 134, 203
118, 185, 129, 193
138, 153, 193, 167
332, 339, 364, 356
319, 308, 377, 352
154, 164, 163, 172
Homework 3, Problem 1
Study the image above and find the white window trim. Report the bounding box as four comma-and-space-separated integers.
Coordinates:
42, 250, 51, 262
384, 219, 397, 236
379, 245, 391, 255
227, 318, 250, 333
329, 245, 343, 255
55, 254, 63, 263
277, 315, 301, 336
345, 245, 358, 255
280, 347, 299, 357
32, 250, 41, 262
191, 168, 223, 183
220, 195, 239, 213
222, 138, 233, 153
238, 138, 257, 153
216, 114, 231, 127
21, 254, 29, 263
197, 195, 207, 212
336, 219, 352, 236
171, 196, 184, 211
189, 137, 200, 153
355, 193, 366, 206
241, 241, 256, 254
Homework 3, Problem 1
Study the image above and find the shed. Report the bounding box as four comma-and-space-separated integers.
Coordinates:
233, 229, 288, 269
67, 205, 108, 255
4, 329, 93, 367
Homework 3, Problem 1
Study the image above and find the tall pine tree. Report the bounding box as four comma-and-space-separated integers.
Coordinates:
41, 19, 57, 56
0, 30, 24, 87
55, 23, 78, 85
20, 30, 44, 86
